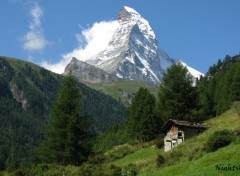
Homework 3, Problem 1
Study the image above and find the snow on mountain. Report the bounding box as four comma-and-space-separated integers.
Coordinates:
67, 6, 202, 84
178, 60, 204, 79
175, 60, 204, 86
76, 6, 175, 84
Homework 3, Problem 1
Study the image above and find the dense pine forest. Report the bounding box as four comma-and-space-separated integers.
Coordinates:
0, 54, 240, 175
198, 54, 240, 116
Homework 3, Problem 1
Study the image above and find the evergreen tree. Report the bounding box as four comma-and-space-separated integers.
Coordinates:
157, 64, 197, 121
197, 76, 215, 117
126, 87, 159, 142
40, 73, 89, 165
229, 63, 240, 101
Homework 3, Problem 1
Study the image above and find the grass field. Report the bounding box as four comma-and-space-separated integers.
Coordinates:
142, 144, 240, 176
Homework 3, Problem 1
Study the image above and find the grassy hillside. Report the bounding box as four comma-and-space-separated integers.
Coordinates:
85, 80, 159, 104
111, 103, 240, 175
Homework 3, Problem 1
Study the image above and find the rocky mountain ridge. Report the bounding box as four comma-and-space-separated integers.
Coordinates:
64, 57, 119, 83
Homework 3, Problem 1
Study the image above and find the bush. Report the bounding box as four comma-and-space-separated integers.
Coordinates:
205, 130, 233, 152
107, 145, 133, 161
88, 154, 105, 165
11, 169, 26, 176
123, 164, 137, 176
109, 164, 122, 176
156, 154, 165, 167
154, 137, 164, 149
169, 150, 183, 161
232, 130, 240, 144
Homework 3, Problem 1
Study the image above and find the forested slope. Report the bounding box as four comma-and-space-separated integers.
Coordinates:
0, 56, 126, 170
197, 54, 240, 116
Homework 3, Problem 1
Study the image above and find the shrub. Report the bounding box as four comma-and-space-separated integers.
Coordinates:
88, 154, 105, 165
107, 145, 133, 161
123, 164, 138, 176
156, 154, 165, 167
169, 150, 183, 161
109, 164, 122, 176
205, 130, 233, 152
78, 163, 104, 176
11, 169, 26, 176
154, 137, 164, 149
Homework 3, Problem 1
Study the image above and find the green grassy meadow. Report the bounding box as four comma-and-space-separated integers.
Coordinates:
86, 80, 159, 103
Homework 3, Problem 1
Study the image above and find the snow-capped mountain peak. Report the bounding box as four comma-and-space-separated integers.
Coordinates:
119, 6, 140, 21
118, 6, 156, 39
78, 6, 175, 84
123, 6, 138, 14
66, 6, 202, 85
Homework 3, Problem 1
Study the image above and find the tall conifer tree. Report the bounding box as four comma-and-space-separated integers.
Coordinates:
157, 64, 197, 121
127, 87, 159, 142
41, 73, 88, 165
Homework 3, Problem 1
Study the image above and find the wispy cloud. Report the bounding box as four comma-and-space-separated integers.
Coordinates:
63, 20, 120, 62
22, 3, 48, 51
41, 20, 120, 74
41, 58, 70, 74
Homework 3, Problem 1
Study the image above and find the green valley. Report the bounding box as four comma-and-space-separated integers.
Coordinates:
85, 80, 159, 105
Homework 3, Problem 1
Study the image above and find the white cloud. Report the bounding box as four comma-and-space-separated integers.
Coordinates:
64, 20, 120, 61
22, 3, 48, 51
40, 58, 70, 74
41, 20, 120, 74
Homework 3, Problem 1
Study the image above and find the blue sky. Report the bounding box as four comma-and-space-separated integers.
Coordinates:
1, 0, 240, 73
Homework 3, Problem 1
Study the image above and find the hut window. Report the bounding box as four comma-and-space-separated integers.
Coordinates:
178, 131, 183, 137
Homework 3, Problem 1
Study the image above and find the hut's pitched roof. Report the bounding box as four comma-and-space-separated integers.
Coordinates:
162, 119, 208, 133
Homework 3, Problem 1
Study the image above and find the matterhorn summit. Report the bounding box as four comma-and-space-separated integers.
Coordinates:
65, 6, 202, 84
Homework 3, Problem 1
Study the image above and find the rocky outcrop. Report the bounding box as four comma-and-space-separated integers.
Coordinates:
64, 57, 119, 83
9, 81, 28, 110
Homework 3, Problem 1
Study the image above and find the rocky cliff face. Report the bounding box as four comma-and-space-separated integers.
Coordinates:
9, 81, 28, 110
64, 57, 119, 83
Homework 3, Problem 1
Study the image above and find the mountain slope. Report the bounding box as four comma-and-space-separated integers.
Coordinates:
178, 60, 203, 78
64, 57, 119, 83
0, 56, 126, 170
85, 79, 159, 105
0, 56, 126, 131
177, 60, 204, 85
